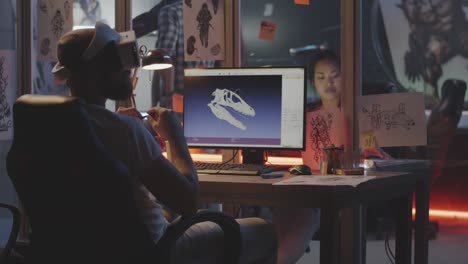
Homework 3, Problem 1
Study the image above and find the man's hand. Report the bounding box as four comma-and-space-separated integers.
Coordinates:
117, 107, 144, 120
146, 107, 183, 142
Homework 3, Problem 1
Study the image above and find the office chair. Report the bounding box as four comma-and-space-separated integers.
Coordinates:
0, 203, 20, 263
6, 94, 241, 264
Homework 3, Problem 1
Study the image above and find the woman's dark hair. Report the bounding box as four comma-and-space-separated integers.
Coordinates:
308, 49, 340, 79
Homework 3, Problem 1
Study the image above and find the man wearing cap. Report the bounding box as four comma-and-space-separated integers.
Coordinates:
54, 22, 277, 264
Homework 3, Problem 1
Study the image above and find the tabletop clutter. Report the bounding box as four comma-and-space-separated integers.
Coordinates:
320, 144, 364, 175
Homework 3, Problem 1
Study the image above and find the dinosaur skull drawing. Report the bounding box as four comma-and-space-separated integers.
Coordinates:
207, 88, 255, 130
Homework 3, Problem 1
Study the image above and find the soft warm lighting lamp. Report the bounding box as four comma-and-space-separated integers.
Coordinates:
141, 48, 173, 70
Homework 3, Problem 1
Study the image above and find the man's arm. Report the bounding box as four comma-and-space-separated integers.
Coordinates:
142, 107, 198, 215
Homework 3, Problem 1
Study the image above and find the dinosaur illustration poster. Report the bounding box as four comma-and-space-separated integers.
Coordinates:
301, 108, 344, 170
358, 92, 426, 147
37, 0, 73, 62
379, 0, 468, 106
183, 0, 225, 61
0, 50, 15, 141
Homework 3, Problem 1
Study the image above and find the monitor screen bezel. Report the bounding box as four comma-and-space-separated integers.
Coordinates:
183, 66, 307, 151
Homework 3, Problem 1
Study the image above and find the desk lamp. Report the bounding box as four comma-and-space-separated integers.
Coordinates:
131, 46, 173, 107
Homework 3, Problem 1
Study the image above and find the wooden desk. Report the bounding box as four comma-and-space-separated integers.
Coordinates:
198, 170, 429, 264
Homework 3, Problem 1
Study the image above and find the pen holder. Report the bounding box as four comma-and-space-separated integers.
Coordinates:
322, 144, 344, 174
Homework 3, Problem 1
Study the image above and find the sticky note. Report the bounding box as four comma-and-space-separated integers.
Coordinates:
172, 93, 184, 113
294, 0, 310, 5
259, 21, 277, 41
263, 3, 274, 17
362, 130, 377, 149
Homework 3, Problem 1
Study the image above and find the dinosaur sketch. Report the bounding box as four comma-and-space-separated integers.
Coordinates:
0, 56, 12, 132
362, 103, 415, 130
208, 88, 255, 130
196, 3, 213, 48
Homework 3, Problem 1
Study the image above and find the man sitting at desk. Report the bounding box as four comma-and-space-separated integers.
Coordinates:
53, 22, 277, 263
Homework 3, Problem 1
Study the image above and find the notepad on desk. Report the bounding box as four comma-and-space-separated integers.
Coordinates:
273, 175, 376, 187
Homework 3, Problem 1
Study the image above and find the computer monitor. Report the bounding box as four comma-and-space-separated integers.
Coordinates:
183, 67, 306, 164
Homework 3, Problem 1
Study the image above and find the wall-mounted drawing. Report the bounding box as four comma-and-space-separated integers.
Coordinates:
37, 0, 73, 62
359, 92, 426, 147
362, 103, 415, 131
0, 50, 15, 140
379, 0, 468, 107
183, 0, 225, 61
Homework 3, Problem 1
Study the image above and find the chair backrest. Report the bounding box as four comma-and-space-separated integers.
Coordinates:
6, 95, 159, 264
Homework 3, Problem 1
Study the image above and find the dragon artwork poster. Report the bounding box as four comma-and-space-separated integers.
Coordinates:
379, 0, 468, 107
0, 50, 15, 141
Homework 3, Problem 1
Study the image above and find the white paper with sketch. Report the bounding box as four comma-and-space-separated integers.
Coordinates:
358, 92, 427, 147
273, 175, 376, 187
301, 108, 344, 170
183, 0, 225, 61
37, 0, 73, 62
0, 50, 15, 140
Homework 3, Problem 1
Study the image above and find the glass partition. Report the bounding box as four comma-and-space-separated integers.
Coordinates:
362, 0, 468, 226
239, 0, 341, 159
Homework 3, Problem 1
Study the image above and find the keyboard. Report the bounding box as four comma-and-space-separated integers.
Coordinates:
195, 162, 287, 176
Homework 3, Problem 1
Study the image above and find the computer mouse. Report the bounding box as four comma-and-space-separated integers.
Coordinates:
289, 164, 312, 175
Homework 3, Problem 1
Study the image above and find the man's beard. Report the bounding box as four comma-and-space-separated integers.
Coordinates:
99, 73, 133, 101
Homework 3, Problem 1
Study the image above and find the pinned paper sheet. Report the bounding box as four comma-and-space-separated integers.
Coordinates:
37, 0, 73, 62
263, 3, 274, 17
172, 93, 184, 113
294, 0, 310, 5
358, 92, 427, 147
183, 0, 225, 61
259, 21, 277, 41
362, 130, 377, 149
0, 50, 15, 140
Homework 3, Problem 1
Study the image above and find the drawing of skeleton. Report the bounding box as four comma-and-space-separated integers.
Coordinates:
309, 112, 333, 163
196, 3, 213, 48
208, 88, 255, 130
362, 103, 415, 130
0, 57, 11, 132
51, 9, 65, 39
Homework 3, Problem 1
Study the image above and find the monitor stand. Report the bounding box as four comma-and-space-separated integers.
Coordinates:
241, 148, 266, 165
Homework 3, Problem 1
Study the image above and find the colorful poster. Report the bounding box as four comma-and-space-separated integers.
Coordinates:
0, 50, 15, 140
183, 0, 225, 61
301, 108, 344, 170
358, 92, 427, 147
37, 0, 73, 62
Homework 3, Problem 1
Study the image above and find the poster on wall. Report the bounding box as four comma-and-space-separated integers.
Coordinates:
37, 0, 73, 62
183, 0, 225, 61
358, 92, 427, 148
0, 50, 15, 141
379, 0, 468, 106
